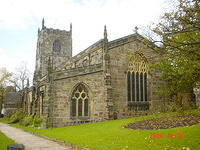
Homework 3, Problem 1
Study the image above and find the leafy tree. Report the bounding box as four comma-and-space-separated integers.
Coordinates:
148, 0, 200, 107
0, 68, 12, 114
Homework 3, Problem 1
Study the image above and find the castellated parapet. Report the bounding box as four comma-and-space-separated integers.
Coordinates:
34, 22, 72, 82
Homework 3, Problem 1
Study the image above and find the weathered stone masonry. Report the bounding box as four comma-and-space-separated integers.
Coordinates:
24, 20, 167, 128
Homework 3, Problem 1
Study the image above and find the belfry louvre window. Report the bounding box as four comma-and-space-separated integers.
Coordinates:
71, 84, 89, 117
127, 53, 148, 102
53, 40, 61, 52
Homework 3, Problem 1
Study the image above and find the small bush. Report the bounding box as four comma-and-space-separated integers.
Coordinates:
8, 109, 27, 123
3, 113, 12, 121
32, 116, 41, 127
20, 116, 34, 126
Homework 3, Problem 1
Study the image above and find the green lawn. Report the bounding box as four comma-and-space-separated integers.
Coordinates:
2, 109, 200, 150
0, 131, 15, 150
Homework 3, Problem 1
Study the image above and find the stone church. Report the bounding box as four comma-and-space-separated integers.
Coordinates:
23, 19, 166, 128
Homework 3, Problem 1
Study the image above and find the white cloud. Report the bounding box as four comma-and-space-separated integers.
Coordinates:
0, 0, 166, 48
0, 0, 167, 77
0, 48, 16, 72
0, 45, 35, 77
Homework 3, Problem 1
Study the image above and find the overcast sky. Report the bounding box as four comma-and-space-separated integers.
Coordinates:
0, 0, 168, 77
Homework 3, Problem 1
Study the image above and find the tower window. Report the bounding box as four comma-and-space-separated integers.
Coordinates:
53, 40, 61, 52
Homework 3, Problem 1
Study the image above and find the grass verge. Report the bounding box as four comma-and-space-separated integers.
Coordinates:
1, 109, 200, 150
0, 131, 15, 150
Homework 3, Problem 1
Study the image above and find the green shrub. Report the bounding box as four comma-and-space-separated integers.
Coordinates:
32, 116, 41, 127
3, 113, 12, 121
8, 109, 26, 123
20, 116, 34, 126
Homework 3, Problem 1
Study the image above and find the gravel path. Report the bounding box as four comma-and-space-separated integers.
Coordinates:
0, 122, 69, 150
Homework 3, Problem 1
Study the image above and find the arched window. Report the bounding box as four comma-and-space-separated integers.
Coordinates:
53, 40, 61, 52
127, 53, 148, 102
71, 84, 89, 117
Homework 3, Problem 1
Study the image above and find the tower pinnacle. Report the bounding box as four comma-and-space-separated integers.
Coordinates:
26, 78, 29, 88
104, 25, 107, 40
70, 23, 72, 33
42, 18, 45, 29
134, 26, 138, 34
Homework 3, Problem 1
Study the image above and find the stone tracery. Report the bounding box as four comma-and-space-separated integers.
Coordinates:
71, 84, 89, 117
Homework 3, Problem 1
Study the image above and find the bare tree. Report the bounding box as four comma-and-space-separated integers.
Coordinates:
13, 61, 30, 91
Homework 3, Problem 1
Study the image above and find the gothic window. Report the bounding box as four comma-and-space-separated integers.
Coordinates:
127, 53, 148, 102
71, 84, 89, 118
53, 40, 61, 52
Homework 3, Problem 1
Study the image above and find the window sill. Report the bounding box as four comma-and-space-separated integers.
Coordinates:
70, 116, 90, 120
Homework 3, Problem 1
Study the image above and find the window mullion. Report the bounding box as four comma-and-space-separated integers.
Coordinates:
82, 100, 85, 117
76, 99, 78, 117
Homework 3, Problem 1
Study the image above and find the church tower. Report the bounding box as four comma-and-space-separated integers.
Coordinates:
34, 19, 72, 82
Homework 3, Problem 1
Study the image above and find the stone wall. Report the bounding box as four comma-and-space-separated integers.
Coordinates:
62, 40, 104, 70
107, 34, 166, 118
3, 92, 21, 116
49, 68, 105, 127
